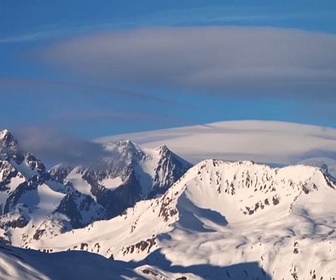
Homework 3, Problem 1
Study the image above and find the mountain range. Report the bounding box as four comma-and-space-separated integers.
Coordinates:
0, 129, 190, 247
1, 122, 336, 279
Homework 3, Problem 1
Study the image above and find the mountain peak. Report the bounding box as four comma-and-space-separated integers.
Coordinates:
0, 129, 13, 141
114, 139, 144, 160
157, 144, 169, 153
0, 129, 9, 137
117, 139, 137, 149
0, 129, 18, 151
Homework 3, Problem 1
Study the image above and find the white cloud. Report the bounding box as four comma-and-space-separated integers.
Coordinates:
40, 26, 336, 100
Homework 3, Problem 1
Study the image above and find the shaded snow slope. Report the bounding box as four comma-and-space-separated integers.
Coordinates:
0, 241, 270, 280
98, 120, 336, 170
28, 160, 336, 279
0, 242, 144, 280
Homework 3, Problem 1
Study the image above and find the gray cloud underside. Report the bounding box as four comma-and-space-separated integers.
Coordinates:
41, 26, 336, 99
14, 127, 108, 167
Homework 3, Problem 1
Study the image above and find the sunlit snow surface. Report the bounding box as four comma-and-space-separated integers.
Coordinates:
99, 120, 336, 175
26, 160, 336, 279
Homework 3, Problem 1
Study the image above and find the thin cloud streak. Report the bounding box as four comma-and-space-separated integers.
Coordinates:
0, 77, 180, 106
54, 112, 158, 122
0, 32, 50, 43
152, 7, 336, 26
40, 26, 336, 101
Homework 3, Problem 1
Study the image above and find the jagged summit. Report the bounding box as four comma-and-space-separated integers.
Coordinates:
0, 129, 18, 151
115, 139, 142, 153
0, 129, 10, 139
156, 144, 169, 153
102, 139, 145, 165
50, 139, 191, 220
116, 139, 138, 148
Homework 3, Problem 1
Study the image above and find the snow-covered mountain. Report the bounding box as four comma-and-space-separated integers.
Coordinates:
50, 140, 191, 218
0, 129, 108, 244
27, 159, 336, 279
0, 129, 190, 247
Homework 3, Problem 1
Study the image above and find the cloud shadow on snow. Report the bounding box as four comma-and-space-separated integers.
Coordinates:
141, 248, 272, 280
1, 239, 272, 279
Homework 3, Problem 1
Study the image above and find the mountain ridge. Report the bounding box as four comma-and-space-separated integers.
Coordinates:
25, 159, 336, 279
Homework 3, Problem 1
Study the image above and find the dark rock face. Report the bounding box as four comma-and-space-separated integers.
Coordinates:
25, 153, 48, 176
0, 204, 30, 230
49, 165, 73, 183
150, 145, 190, 196
54, 190, 106, 229
4, 181, 38, 214
74, 141, 191, 218
85, 170, 142, 218
52, 141, 192, 220
0, 161, 19, 191
0, 130, 18, 154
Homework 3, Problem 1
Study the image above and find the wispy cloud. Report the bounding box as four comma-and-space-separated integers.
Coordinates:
39, 26, 336, 101
53, 111, 182, 122
13, 127, 109, 167
0, 77, 179, 105
0, 28, 73, 43
150, 6, 336, 26
0, 32, 49, 43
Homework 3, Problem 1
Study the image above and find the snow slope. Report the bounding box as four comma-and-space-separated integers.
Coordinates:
98, 120, 336, 171
27, 160, 336, 279
0, 242, 148, 280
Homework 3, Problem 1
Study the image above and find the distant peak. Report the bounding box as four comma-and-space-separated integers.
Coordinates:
117, 139, 138, 150
157, 144, 170, 154
320, 164, 329, 174
0, 129, 18, 149
158, 144, 168, 150
0, 129, 10, 139
119, 139, 133, 145
114, 139, 145, 160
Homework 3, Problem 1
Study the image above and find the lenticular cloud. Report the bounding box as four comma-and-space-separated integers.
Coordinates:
41, 26, 336, 99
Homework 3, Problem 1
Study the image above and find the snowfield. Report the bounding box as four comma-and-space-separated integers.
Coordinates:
27, 160, 336, 279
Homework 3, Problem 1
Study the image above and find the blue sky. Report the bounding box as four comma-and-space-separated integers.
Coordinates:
1, 0, 336, 141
